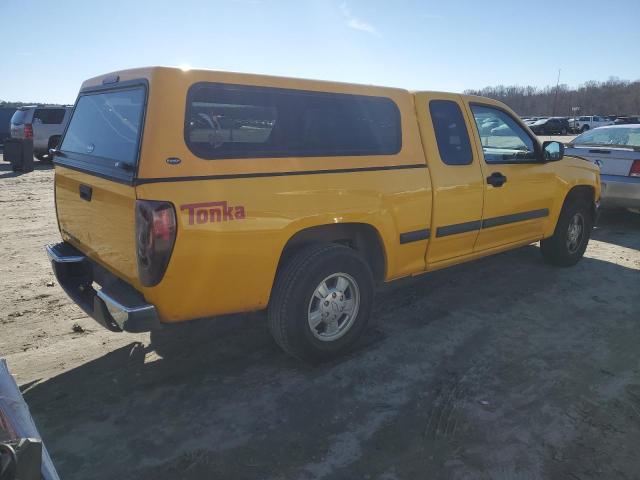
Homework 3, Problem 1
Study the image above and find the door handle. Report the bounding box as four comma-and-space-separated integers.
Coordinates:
79, 184, 92, 201
487, 172, 507, 187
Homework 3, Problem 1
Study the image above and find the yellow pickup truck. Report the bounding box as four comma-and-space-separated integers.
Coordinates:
47, 67, 600, 361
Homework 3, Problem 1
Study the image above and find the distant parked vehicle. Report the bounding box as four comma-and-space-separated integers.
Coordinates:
0, 107, 17, 149
572, 115, 614, 133
524, 117, 546, 126
529, 117, 570, 135
566, 125, 640, 211
614, 116, 640, 125
10, 106, 72, 161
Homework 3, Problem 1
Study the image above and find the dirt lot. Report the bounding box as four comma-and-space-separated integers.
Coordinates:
1, 157, 639, 480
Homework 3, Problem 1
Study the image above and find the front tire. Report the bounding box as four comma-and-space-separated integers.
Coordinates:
268, 243, 374, 362
541, 200, 592, 267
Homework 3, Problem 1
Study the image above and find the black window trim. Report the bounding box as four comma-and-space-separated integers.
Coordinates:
184, 81, 403, 161
428, 99, 474, 166
469, 102, 543, 165
55, 78, 149, 185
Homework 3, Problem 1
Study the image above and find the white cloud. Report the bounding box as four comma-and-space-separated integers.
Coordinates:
340, 3, 380, 37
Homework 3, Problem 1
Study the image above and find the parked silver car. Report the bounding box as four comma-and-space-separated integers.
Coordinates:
9, 106, 72, 161
565, 125, 640, 210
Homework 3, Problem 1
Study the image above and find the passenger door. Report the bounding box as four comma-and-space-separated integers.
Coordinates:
415, 93, 484, 264
465, 101, 557, 252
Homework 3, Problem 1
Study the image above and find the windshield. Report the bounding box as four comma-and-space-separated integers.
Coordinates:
61, 87, 145, 165
10, 109, 29, 125
571, 127, 640, 149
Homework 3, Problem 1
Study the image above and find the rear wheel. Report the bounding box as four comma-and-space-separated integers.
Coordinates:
268, 243, 374, 362
541, 199, 592, 267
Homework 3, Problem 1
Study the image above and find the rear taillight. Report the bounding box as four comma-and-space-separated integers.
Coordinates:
630, 160, 640, 177
135, 200, 177, 287
23, 124, 33, 139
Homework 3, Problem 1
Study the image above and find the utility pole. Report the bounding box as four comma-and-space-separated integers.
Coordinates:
552, 68, 561, 117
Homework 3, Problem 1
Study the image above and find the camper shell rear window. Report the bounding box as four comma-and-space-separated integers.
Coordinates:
57, 81, 147, 183
185, 83, 402, 160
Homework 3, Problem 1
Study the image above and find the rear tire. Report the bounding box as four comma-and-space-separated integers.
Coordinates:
268, 243, 374, 362
541, 199, 592, 267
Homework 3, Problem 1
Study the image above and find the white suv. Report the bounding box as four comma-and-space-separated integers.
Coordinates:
10, 106, 72, 161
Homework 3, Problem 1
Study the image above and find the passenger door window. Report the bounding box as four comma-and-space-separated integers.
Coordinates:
470, 105, 537, 163
428, 100, 473, 165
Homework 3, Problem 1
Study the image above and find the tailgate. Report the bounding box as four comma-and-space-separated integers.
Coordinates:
54, 83, 146, 286
55, 167, 138, 283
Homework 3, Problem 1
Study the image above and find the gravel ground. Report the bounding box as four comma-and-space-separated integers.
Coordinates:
1, 156, 639, 480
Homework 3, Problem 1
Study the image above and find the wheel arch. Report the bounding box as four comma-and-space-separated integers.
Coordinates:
546, 184, 596, 237
564, 184, 596, 214
275, 222, 388, 287
48, 135, 61, 149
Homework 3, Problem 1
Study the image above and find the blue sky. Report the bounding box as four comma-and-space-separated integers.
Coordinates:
1, 0, 638, 104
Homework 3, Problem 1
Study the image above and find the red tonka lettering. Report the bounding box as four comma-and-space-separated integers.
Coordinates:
180, 201, 246, 225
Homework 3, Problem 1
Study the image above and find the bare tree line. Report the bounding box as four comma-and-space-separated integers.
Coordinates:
464, 77, 640, 117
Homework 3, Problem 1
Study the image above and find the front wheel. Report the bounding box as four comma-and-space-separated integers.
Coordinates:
541, 200, 592, 267
268, 243, 374, 362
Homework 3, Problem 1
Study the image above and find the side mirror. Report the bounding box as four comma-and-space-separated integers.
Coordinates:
542, 140, 564, 162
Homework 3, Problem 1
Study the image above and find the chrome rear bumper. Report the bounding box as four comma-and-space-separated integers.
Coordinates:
46, 242, 159, 332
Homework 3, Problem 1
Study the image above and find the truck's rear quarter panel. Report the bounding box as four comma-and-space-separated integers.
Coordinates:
138, 168, 430, 321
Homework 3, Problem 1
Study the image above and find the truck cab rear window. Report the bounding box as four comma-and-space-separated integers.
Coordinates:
61, 87, 145, 165
185, 83, 402, 159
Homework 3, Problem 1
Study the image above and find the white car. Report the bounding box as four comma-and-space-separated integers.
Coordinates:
572, 115, 614, 133
565, 125, 640, 210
